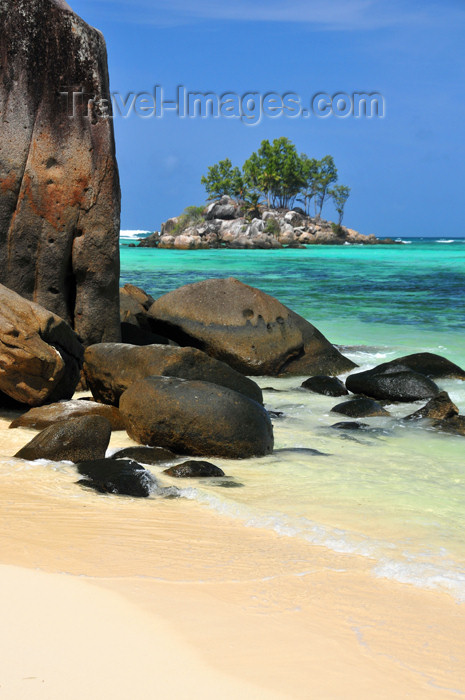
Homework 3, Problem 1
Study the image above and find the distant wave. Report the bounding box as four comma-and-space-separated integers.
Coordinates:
395, 238, 412, 244
120, 229, 150, 240
436, 239, 456, 244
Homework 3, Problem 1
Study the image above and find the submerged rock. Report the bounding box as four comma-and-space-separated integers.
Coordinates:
119, 376, 274, 458
432, 416, 465, 437
9, 400, 124, 431
163, 461, 225, 478
301, 375, 349, 397
110, 446, 177, 464
405, 392, 459, 421
77, 459, 156, 497
331, 398, 390, 418
0, 0, 121, 346
346, 364, 439, 403
15, 415, 111, 463
84, 342, 263, 405
148, 277, 355, 377
0, 284, 83, 406
330, 421, 370, 430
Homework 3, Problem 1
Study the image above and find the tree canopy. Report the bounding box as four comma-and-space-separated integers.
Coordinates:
201, 139, 350, 222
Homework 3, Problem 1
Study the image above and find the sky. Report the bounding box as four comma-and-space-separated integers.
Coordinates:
70, 0, 465, 237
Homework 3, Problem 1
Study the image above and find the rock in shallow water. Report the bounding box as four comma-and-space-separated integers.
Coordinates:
76, 459, 156, 497
0, 284, 83, 406
84, 342, 263, 405
15, 416, 111, 463
405, 391, 459, 421
301, 375, 349, 397
163, 461, 225, 478
331, 398, 390, 418
119, 376, 274, 458
346, 364, 439, 403
110, 446, 177, 464
382, 353, 465, 381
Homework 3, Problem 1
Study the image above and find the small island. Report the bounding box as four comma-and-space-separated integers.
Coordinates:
134, 138, 400, 249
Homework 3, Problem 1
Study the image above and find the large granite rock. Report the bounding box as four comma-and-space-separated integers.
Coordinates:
0, 0, 121, 346
83, 342, 263, 405
148, 278, 355, 376
119, 376, 274, 458
14, 415, 111, 462
0, 284, 83, 405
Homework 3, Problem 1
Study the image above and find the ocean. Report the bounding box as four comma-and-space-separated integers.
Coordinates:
118, 236, 465, 600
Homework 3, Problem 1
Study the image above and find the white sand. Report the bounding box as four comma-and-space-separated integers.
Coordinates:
1, 415, 465, 699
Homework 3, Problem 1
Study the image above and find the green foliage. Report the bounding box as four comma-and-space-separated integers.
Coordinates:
172, 205, 205, 235
331, 222, 344, 236
314, 155, 338, 218
329, 185, 351, 225
200, 140, 351, 223
243, 137, 304, 209
200, 158, 244, 200
264, 217, 280, 236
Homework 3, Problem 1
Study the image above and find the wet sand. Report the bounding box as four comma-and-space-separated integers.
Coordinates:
1, 415, 465, 699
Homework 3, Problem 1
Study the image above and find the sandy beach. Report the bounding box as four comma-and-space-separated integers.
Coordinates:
1, 414, 464, 700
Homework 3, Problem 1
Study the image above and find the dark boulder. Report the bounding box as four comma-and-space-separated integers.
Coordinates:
301, 375, 349, 397
15, 415, 111, 463
76, 459, 156, 497
110, 446, 177, 464
382, 353, 465, 381
9, 400, 124, 430
330, 421, 370, 430
331, 398, 390, 418
0, 0, 121, 346
405, 391, 459, 421
345, 364, 440, 403
148, 277, 355, 377
163, 461, 225, 478
0, 284, 83, 406
84, 342, 263, 406
119, 376, 274, 458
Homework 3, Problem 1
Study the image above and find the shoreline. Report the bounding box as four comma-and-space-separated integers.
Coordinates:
1, 417, 464, 698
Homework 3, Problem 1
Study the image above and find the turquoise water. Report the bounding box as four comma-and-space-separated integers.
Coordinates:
119, 238, 465, 599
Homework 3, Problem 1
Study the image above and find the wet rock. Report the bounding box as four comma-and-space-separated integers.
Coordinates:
163, 461, 225, 478
331, 398, 390, 418
301, 375, 349, 397
345, 364, 439, 403
148, 277, 355, 377
15, 415, 111, 463
432, 416, 465, 437
76, 459, 155, 497
405, 391, 459, 421
119, 376, 274, 458
0, 0, 121, 346
0, 284, 83, 406
84, 342, 263, 405
9, 400, 124, 431
110, 446, 177, 464
330, 421, 370, 430
382, 353, 465, 381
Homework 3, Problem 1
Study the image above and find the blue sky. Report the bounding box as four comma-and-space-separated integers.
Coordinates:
71, 0, 465, 237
